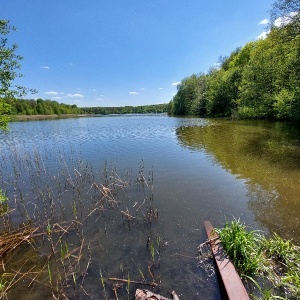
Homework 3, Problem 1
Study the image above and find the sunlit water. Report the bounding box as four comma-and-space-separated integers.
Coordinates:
0, 115, 299, 299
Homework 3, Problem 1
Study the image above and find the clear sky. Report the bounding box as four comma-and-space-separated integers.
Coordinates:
2, 0, 273, 107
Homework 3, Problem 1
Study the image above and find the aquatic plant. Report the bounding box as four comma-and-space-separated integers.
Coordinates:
0, 144, 163, 299
216, 219, 300, 299
0, 189, 8, 215
0, 276, 7, 299
216, 218, 263, 276
262, 233, 300, 299
0, 189, 7, 203
150, 242, 155, 263
127, 272, 130, 300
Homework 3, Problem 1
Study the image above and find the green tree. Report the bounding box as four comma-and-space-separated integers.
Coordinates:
271, 0, 300, 27
168, 74, 208, 116
0, 20, 36, 129
206, 67, 240, 117
168, 0, 300, 121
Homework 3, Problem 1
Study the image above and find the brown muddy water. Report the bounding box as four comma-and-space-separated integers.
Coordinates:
0, 115, 299, 299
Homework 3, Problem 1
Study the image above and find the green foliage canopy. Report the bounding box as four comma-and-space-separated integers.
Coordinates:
4, 98, 84, 116
0, 20, 36, 130
81, 104, 168, 115
168, 0, 300, 122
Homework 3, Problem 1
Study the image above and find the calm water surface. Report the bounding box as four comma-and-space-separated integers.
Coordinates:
0, 115, 299, 299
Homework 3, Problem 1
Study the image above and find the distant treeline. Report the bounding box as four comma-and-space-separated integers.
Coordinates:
2, 98, 168, 116
4, 98, 83, 115
168, 1, 300, 122
81, 104, 168, 115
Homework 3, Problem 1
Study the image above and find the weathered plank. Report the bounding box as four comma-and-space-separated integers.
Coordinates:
204, 221, 250, 300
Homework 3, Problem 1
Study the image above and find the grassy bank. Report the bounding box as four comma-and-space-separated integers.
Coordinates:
215, 219, 300, 299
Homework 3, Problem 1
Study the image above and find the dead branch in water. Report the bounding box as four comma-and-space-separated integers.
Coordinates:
135, 289, 180, 300
198, 236, 219, 249
108, 277, 158, 287
121, 208, 140, 220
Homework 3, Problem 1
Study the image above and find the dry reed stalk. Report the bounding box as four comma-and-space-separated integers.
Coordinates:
25, 262, 51, 288
0, 226, 41, 256
92, 183, 118, 204
121, 209, 140, 220
82, 207, 104, 222
108, 277, 159, 287
113, 284, 119, 300
135, 199, 146, 212
1, 263, 36, 298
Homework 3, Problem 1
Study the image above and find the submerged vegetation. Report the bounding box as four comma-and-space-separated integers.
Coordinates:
215, 219, 300, 299
0, 189, 8, 215
0, 147, 164, 299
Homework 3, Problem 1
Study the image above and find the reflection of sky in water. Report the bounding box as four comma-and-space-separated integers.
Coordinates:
1, 116, 300, 298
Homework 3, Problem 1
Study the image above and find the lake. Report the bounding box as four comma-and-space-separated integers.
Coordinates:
0, 115, 299, 299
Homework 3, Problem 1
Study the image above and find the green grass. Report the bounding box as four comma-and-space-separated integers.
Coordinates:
262, 233, 296, 264
0, 277, 7, 297
216, 219, 300, 299
0, 189, 8, 215
216, 219, 263, 276
0, 189, 8, 203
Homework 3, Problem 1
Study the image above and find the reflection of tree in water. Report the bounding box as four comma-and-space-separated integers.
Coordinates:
176, 119, 300, 244
247, 184, 281, 231
247, 182, 300, 243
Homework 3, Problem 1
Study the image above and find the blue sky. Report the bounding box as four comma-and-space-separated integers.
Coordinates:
2, 0, 273, 107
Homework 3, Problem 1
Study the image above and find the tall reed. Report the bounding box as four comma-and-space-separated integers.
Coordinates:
0, 147, 162, 299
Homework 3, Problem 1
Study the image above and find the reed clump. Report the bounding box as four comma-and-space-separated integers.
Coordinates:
0, 147, 161, 299
0, 226, 40, 257
0, 189, 9, 216
216, 219, 263, 276
216, 219, 300, 299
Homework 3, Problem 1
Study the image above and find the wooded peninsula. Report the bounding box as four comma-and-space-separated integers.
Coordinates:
168, 5, 300, 122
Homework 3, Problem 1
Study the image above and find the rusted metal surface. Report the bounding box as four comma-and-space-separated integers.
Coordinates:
204, 221, 250, 300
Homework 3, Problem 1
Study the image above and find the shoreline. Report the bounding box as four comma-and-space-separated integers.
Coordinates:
11, 114, 94, 121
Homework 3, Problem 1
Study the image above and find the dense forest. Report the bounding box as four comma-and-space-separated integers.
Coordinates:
4, 98, 83, 115
168, 0, 300, 122
81, 103, 168, 115
1, 97, 167, 116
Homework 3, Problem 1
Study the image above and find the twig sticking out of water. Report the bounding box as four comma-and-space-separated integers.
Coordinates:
108, 277, 159, 287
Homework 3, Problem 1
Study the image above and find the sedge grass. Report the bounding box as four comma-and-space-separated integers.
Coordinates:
216, 219, 300, 299
0, 189, 8, 216
216, 218, 263, 276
